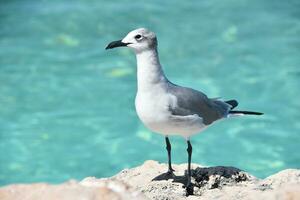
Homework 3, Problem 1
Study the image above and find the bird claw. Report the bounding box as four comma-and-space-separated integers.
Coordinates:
152, 170, 175, 181
164, 170, 175, 179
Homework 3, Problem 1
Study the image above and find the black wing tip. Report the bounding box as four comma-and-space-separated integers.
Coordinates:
229, 110, 264, 115
250, 111, 264, 115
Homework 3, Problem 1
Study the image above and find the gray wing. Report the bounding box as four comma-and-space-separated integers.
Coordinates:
168, 84, 231, 125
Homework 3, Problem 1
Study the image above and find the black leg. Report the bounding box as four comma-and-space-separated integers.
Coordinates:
165, 136, 175, 173
186, 140, 193, 196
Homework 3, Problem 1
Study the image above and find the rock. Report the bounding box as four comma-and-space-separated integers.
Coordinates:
0, 160, 299, 200
112, 161, 300, 200
259, 169, 300, 188
0, 178, 146, 200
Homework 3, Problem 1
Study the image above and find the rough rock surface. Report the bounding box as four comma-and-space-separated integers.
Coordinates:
0, 178, 146, 200
1, 160, 300, 200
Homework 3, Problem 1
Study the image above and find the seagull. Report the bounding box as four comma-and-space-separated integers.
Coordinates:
105, 28, 263, 196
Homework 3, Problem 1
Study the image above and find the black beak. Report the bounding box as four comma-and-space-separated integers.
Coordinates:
105, 40, 130, 50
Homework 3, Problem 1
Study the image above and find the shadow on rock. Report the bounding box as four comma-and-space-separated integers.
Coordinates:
152, 166, 250, 190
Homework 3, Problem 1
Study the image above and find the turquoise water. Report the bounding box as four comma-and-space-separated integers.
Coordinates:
0, 0, 299, 186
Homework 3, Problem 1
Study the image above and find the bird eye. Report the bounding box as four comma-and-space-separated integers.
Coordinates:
135, 34, 142, 40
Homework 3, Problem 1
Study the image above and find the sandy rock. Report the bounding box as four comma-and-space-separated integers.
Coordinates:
260, 169, 300, 188
0, 160, 299, 200
0, 178, 146, 200
112, 160, 300, 200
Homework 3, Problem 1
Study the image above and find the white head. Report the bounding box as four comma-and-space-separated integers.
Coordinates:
106, 28, 157, 53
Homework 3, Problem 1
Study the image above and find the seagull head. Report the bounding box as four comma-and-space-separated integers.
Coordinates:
105, 28, 157, 53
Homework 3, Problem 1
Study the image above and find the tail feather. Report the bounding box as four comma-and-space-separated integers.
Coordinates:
229, 110, 263, 115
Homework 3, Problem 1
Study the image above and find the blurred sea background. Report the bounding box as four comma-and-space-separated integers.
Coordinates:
0, 0, 299, 185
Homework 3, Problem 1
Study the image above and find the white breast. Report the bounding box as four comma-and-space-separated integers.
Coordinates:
135, 85, 170, 129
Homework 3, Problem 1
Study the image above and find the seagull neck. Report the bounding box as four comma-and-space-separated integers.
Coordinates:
136, 48, 167, 92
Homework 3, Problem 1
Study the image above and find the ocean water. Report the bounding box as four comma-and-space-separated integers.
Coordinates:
0, 0, 299, 185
